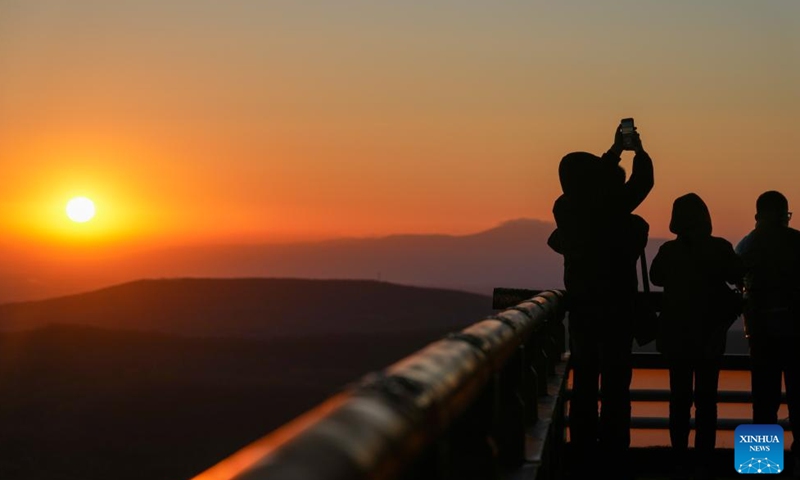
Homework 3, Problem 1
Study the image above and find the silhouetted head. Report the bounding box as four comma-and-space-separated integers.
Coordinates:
669, 193, 712, 237
558, 152, 599, 197
558, 151, 625, 200
755, 190, 790, 226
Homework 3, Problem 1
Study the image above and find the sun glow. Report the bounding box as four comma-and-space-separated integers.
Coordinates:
66, 196, 96, 223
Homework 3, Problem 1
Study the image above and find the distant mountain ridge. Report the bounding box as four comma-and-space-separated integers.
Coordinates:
117, 218, 566, 297
0, 218, 561, 302
0, 278, 493, 338
0, 218, 670, 303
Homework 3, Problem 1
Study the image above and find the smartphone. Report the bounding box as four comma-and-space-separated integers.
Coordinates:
620, 118, 636, 150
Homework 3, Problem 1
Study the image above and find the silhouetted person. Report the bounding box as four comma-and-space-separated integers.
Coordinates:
548, 123, 653, 474
649, 193, 743, 480
736, 190, 800, 473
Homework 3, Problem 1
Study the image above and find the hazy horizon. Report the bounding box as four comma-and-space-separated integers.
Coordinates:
0, 217, 568, 303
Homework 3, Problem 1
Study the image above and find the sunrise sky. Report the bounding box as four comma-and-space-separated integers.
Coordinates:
2, 0, 799, 254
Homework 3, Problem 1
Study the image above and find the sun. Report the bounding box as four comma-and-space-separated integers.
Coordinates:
66, 196, 96, 223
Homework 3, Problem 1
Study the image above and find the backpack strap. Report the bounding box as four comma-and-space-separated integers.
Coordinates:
640, 250, 650, 294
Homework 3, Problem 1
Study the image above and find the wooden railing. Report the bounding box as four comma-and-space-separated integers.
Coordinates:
193, 290, 570, 480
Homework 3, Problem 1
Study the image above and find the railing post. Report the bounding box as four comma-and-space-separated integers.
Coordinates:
521, 340, 540, 426
493, 348, 526, 470
551, 310, 567, 357
438, 380, 499, 480
532, 331, 550, 400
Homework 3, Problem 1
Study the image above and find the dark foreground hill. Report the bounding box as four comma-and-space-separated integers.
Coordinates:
0, 279, 495, 480
0, 324, 465, 480
0, 278, 493, 338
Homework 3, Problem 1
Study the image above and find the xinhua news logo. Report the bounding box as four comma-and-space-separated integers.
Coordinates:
735, 424, 784, 474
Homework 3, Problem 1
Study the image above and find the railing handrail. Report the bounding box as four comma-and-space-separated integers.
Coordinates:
193, 290, 568, 480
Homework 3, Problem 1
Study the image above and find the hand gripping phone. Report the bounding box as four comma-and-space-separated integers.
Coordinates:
620, 118, 636, 150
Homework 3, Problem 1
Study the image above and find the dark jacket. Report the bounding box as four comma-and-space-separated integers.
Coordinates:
650, 193, 744, 359
550, 149, 654, 309
735, 221, 800, 337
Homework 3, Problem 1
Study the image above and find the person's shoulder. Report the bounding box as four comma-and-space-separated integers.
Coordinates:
553, 193, 592, 221
552, 194, 569, 218
651, 240, 677, 266
710, 236, 735, 250
655, 239, 678, 253
735, 229, 756, 254
552, 193, 569, 210
630, 213, 649, 225
786, 226, 800, 247
761, 225, 800, 243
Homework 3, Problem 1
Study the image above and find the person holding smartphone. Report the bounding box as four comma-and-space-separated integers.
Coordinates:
548, 119, 654, 478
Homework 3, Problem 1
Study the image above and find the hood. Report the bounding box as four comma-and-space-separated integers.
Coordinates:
558, 152, 600, 197
558, 151, 626, 200
669, 193, 712, 237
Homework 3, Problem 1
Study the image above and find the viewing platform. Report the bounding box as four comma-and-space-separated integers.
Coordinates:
192, 289, 794, 480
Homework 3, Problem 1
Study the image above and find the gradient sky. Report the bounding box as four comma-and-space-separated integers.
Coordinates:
2, 0, 799, 256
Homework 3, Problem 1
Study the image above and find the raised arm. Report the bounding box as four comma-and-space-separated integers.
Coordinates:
623, 149, 654, 212
601, 127, 654, 213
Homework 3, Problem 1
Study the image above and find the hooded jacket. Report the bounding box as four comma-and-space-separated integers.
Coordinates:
550, 149, 653, 310
649, 193, 744, 358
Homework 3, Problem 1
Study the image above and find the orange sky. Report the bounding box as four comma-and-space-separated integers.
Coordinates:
1, 1, 799, 256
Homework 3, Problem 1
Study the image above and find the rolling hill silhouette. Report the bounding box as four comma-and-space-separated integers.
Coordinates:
0, 278, 492, 338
